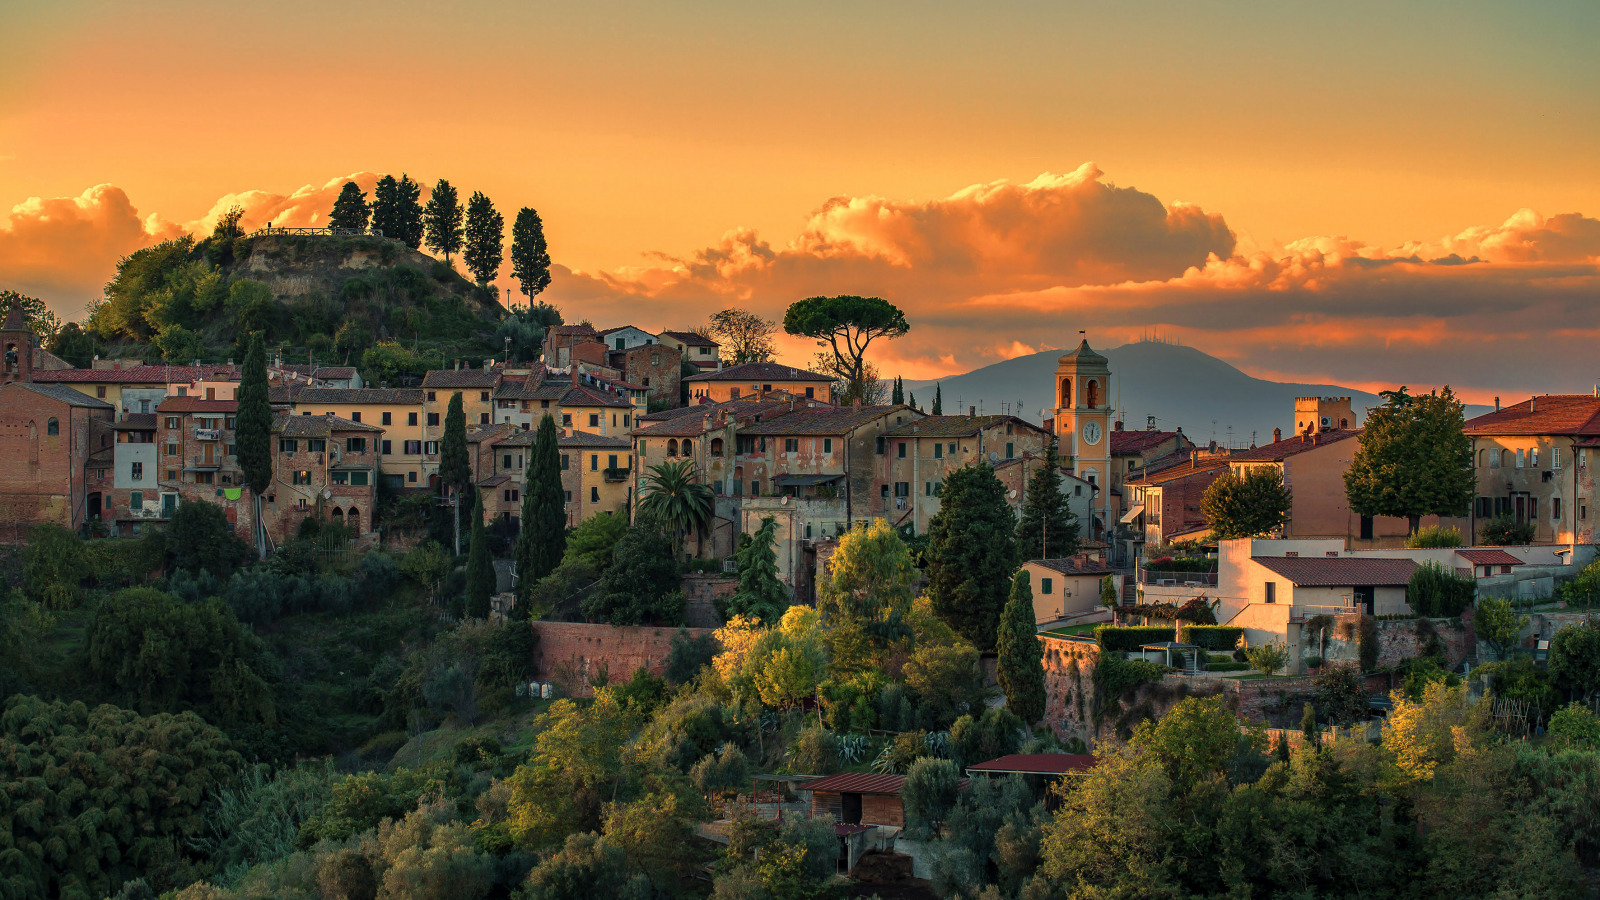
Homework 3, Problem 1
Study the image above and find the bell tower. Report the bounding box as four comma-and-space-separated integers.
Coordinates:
1, 301, 35, 385
1053, 337, 1112, 535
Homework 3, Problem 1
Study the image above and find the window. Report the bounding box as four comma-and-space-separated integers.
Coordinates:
1006, 442, 1014, 459
1582, 501, 1589, 521
129, 490, 142, 508
408, 412, 418, 426
623, 414, 630, 427
733, 478, 742, 496
308, 439, 326, 452
1501, 564, 1513, 575
480, 391, 490, 402
897, 442, 907, 458
1501, 449, 1511, 468
805, 387, 814, 399
1264, 582, 1277, 604
1075, 484, 1083, 496
823, 438, 832, 453
591, 454, 599, 471
560, 454, 570, 470
97, 385, 107, 398
408, 471, 417, 482
480, 413, 490, 424
730, 387, 741, 399
332, 471, 348, 484
405, 440, 421, 454
381, 440, 391, 455
894, 482, 910, 497
786, 438, 799, 453
1489, 449, 1500, 468
195, 472, 214, 485
167, 469, 176, 481
351, 411, 361, 423
564, 490, 572, 502
589, 414, 600, 427
1553, 447, 1563, 469
166, 416, 180, 430
427, 391, 437, 401
925, 482, 934, 496
351, 471, 369, 486
876, 436, 885, 454
1476, 497, 1491, 518
948, 442, 956, 455
562, 414, 572, 426
805, 523, 813, 539
424, 441, 438, 454
751, 480, 761, 497
762, 384, 772, 392
1360, 515, 1374, 540
1531, 448, 1539, 467
280, 438, 297, 453
541, 400, 551, 408
503, 454, 512, 470
616, 338, 626, 350
166, 443, 179, 456
346, 437, 366, 453
1516, 448, 1525, 468
225, 416, 236, 429
590, 486, 599, 503
1477, 449, 1485, 467
131, 461, 143, 480
378, 411, 390, 425
1554, 497, 1563, 520
714, 479, 724, 494
428, 413, 440, 427
1530, 498, 1538, 519
293, 470, 310, 484
934, 443, 943, 459
1042, 577, 1053, 595
638, 441, 647, 456
46, 417, 59, 436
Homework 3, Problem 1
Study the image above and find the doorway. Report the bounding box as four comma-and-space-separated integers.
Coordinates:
1354, 586, 1375, 615
841, 793, 863, 825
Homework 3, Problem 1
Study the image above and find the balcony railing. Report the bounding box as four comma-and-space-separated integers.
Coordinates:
603, 466, 630, 482
1139, 569, 1219, 587
194, 429, 220, 441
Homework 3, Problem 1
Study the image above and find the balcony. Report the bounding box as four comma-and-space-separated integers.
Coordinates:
194, 429, 220, 441
1138, 569, 1218, 587
603, 466, 631, 483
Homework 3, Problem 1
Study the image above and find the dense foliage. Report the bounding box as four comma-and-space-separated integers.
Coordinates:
927, 463, 1020, 650
1345, 386, 1475, 533
1200, 465, 1292, 539
1015, 437, 1079, 560
1408, 560, 1476, 616
997, 571, 1046, 723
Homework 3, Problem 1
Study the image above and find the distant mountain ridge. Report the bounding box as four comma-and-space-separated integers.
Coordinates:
900, 341, 1490, 447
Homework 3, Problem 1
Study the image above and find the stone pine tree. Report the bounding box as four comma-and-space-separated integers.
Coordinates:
369, 175, 401, 239
235, 333, 274, 560
932, 383, 943, 415
394, 174, 425, 249
927, 464, 1020, 650
510, 207, 552, 305
463, 191, 505, 286
465, 489, 494, 619
996, 570, 1046, 723
515, 414, 566, 608
1201, 466, 1293, 539
1345, 386, 1474, 536
422, 178, 464, 263
1016, 437, 1079, 560
439, 392, 471, 555
328, 181, 370, 232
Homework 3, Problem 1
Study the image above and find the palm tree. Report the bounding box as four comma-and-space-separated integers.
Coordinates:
638, 460, 715, 558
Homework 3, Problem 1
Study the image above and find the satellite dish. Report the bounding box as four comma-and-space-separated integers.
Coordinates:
323, 490, 332, 500
780, 495, 790, 505
989, 451, 998, 463
1007, 490, 1018, 499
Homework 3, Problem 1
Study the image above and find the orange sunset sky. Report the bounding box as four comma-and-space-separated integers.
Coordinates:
2, 0, 1597, 401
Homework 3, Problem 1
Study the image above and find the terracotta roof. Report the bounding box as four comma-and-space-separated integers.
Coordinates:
273, 412, 382, 435
312, 366, 357, 380
798, 773, 906, 795
269, 383, 309, 404
741, 406, 901, 436
1111, 429, 1185, 455
1463, 396, 1600, 436
1057, 339, 1108, 365
1457, 548, 1525, 567
467, 423, 520, 444
113, 413, 158, 430
596, 325, 652, 338
156, 397, 237, 413
296, 387, 425, 405
34, 364, 238, 384
560, 385, 632, 408
967, 754, 1097, 775
87, 448, 115, 467
1027, 558, 1116, 576
478, 474, 511, 488
683, 361, 832, 383
12, 382, 116, 409
1126, 457, 1228, 487
421, 367, 501, 388
548, 324, 596, 337
1229, 429, 1358, 462
640, 404, 709, 422
883, 414, 1041, 438
1252, 556, 1417, 586
560, 431, 631, 448
660, 330, 718, 346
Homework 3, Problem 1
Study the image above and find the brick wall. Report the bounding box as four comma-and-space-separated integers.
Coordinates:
681, 574, 735, 627
532, 621, 717, 698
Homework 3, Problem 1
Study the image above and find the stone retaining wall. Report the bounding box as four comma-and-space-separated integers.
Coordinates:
531, 621, 717, 698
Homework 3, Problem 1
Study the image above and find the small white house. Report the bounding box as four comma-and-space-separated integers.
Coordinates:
1020, 558, 1115, 625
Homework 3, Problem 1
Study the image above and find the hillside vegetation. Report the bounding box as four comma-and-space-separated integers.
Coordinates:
86, 229, 509, 369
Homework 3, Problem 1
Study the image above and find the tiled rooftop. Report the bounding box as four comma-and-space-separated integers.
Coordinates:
683, 361, 832, 383
1464, 396, 1600, 436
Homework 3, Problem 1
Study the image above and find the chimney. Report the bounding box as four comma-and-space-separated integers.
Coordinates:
1495, 396, 1500, 411
1190, 450, 1200, 465
1529, 397, 1536, 413
1273, 427, 1282, 443
969, 405, 976, 416
1113, 420, 1124, 431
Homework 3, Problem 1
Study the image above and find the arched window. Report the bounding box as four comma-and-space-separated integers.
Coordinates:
1490, 449, 1500, 469
347, 507, 360, 535
1085, 380, 1100, 410
1059, 378, 1072, 409
667, 439, 679, 457
46, 417, 59, 436
330, 507, 344, 522
1501, 449, 1511, 468
710, 437, 724, 456
682, 439, 693, 455
1478, 449, 1485, 467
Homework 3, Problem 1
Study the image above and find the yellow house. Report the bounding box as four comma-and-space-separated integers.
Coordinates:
683, 362, 833, 404
292, 387, 428, 489
1019, 558, 1115, 625
423, 366, 502, 429
35, 363, 238, 419
560, 430, 634, 525
553, 384, 637, 437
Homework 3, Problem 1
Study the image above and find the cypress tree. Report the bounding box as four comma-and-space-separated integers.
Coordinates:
1016, 437, 1079, 559
439, 392, 471, 555
465, 489, 494, 619
891, 376, 904, 405
369, 175, 400, 239
515, 414, 567, 607
422, 178, 464, 263
926, 463, 1019, 650
510, 207, 552, 303
932, 383, 943, 415
996, 570, 1046, 723
394, 173, 424, 249
463, 191, 505, 286
908, 392, 918, 412
234, 333, 274, 559
328, 181, 370, 232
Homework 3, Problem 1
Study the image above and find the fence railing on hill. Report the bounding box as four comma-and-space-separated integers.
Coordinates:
248, 226, 385, 238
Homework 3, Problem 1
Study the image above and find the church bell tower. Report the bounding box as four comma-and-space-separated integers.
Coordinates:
1053, 338, 1112, 536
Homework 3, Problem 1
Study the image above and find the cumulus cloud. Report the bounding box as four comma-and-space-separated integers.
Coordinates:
0, 184, 181, 310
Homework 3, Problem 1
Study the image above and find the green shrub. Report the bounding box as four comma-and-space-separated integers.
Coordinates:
1206, 661, 1251, 672
1406, 525, 1464, 548
1408, 561, 1475, 617
1140, 556, 1215, 573
1178, 625, 1244, 651
1095, 625, 1176, 653
1548, 702, 1600, 750
1357, 615, 1380, 671
902, 758, 960, 838
1481, 515, 1535, 546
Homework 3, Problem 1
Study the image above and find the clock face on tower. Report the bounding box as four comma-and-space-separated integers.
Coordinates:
1081, 421, 1102, 446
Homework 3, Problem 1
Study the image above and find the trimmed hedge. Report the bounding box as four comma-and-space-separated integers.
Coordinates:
1179, 625, 1244, 651
1095, 625, 1177, 653
1206, 661, 1251, 672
